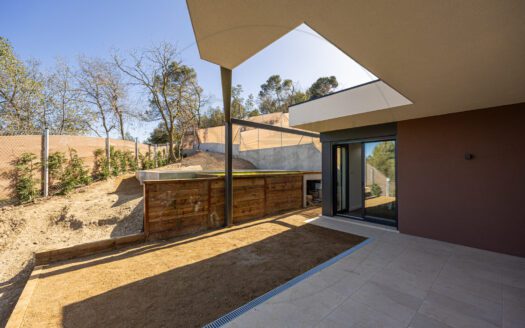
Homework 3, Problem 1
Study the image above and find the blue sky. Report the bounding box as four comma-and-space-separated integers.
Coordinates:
1, 0, 375, 140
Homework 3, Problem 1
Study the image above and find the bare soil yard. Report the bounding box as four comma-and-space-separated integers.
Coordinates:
8, 208, 365, 328
0, 175, 143, 326
0, 151, 256, 326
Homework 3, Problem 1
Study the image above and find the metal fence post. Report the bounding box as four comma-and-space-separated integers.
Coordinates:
135, 137, 139, 163
42, 128, 49, 197
154, 144, 158, 168
105, 136, 111, 172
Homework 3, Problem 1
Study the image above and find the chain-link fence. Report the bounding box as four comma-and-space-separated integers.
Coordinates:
0, 129, 171, 207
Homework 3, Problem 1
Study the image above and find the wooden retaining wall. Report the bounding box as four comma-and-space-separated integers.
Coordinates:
144, 174, 304, 238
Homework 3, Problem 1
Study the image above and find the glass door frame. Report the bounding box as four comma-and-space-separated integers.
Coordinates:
332, 136, 398, 228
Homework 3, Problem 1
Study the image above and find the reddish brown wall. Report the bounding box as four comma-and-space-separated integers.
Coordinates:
143, 174, 304, 239
398, 103, 525, 257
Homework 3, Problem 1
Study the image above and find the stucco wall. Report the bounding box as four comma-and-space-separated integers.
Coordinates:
398, 103, 525, 257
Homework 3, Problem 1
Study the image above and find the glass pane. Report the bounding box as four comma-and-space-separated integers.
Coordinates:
364, 141, 396, 221
335, 146, 347, 212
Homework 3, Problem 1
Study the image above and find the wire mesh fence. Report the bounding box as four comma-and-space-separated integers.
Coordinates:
0, 129, 170, 207
1, 113, 322, 207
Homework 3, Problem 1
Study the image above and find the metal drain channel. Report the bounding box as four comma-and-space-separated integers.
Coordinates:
203, 238, 372, 328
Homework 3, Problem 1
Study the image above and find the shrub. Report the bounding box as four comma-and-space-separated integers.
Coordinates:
124, 150, 138, 171
60, 149, 91, 194
93, 148, 110, 180
370, 183, 382, 197
48, 151, 66, 189
139, 152, 155, 170
93, 147, 139, 179
12, 152, 40, 203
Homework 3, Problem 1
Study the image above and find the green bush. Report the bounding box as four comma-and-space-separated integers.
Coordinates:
48, 151, 66, 189
139, 152, 155, 169
93, 147, 139, 179
157, 150, 168, 167
60, 149, 91, 194
93, 148, 110, 180
370, 183, 382, 197
125, 150, 138, 171
12, 152, 40, 203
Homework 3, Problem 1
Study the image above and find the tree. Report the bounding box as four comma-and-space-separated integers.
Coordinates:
43, 59, 92, 134
0, 37, 44, 132
100, 62, 129, 139
258, 75, 306, 114
199, 106, 224, 128
77, 57, 117, 138
147, 123, 169, 144
231, 84, 247, 118
366, 141, 396, 179
307, 76, 338, 99
114, 43, 203, 161
244, 94, 259, 117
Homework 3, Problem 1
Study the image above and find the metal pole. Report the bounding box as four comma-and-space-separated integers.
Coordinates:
154, 144, 158, 168
221, 66, 233, 227
135, 137, 139, 163
42, 128, 49, 197
105, 136, 111, 172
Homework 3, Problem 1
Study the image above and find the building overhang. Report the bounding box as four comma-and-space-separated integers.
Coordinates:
289, 81, 412, 132
186, 0, 525, 132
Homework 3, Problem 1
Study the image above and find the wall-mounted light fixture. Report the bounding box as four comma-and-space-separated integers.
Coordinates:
464, 153, 474, 160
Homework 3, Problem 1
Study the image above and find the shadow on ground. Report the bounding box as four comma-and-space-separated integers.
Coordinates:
111, 176, 143, 208
0, 261, 33, 327
110, 199, 144, 238
53, 211, 365, 328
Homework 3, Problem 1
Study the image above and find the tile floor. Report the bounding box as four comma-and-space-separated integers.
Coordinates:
224, 216, 525, 328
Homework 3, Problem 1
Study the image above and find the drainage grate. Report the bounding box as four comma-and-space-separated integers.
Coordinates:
203, 238, 372, 328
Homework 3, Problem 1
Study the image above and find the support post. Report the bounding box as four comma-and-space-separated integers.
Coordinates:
135, 137, 139, 163
221, 66, 233, 227
105, 136, 111, 172
154, 144, 158, 168
42, 128, 49, 197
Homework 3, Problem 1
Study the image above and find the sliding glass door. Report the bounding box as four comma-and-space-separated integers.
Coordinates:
333, 139, 397, 226
363, 141, 397, 222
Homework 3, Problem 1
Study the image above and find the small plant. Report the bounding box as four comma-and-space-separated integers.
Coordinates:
94, 147, 139, 179
139, 152, 155, 169
93, 148, 110, 180
60, 148, 91, 194
11, 152, 40, 203
48, 151, 66, 191
157, 150, 168, 167
124, 150, 138, 171
370, 183, 382, 197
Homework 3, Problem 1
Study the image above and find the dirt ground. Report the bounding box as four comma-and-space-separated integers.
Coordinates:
0, 174, 144, 327
0, 151, 257, 325
8, 208, 365, 328
158, 150, 256, 171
